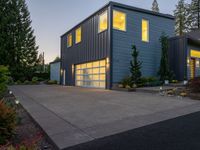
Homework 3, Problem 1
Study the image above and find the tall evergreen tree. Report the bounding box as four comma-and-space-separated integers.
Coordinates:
152, 0, 160, 12
158, 33, 173, 82
174, 0, 189, 35
187, 0, 200, 30
130, 44, 142, 87
0, 0, 38, 81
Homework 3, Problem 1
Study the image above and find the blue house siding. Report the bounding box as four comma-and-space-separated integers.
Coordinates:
50, 62, 61, 83
61, 6, 112, 87
112, 7, 175, 84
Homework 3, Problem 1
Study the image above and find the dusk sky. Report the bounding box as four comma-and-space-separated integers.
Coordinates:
26, 0, 191, 63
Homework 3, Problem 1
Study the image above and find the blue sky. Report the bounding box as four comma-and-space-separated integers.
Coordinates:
26, 0, 191, 63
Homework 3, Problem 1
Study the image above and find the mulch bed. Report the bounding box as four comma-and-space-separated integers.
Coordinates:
0, 93, 56, 150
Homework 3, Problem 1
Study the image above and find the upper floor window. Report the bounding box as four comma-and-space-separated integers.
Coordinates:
67, 33, 72, 47
142, 19, 149, 42
75, 27, 82, 44
113, 10, 126, 31
98, 10, 108, 33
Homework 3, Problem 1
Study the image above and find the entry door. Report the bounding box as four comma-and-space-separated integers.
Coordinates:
63, 70, 66, 85
75, 59, 106, 88
190, 58, 195, 79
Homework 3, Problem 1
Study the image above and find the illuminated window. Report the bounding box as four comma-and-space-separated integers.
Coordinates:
191, 50, 200, 58
75, 27, 81, 44
113, 10, 126, 31
67, 33, 72, 47
98, 10, 108, 33
142, 19, 149, 42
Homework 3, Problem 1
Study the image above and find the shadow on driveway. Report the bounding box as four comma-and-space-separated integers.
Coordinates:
68, 111, 200, 150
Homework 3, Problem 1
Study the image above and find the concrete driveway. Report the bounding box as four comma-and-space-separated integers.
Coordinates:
10, 85, 200, 150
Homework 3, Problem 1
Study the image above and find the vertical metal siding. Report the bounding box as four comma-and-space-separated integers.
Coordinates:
168, 37, 187, 80
61, 7, 111, 86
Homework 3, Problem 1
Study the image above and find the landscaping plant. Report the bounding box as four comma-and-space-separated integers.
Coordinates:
0, 100, 17, 145
158, 33, 174, 82
130, 44, 142, 87
188, 77, 200, 93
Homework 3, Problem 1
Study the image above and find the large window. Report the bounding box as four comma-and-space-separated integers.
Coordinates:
67, 33, 72, 47
113, 10, 126, 31
98, 10, 108, 33
142, 19, 149, 42
75, 27, 82, 44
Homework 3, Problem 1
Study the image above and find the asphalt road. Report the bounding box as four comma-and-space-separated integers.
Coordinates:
68, 111, 200, 150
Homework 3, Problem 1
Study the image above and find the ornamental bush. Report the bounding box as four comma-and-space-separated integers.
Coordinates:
0, 100, 17, 145
188, 77, 200, 93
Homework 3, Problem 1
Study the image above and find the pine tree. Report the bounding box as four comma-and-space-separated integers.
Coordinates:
0, 0, 38, 81
152, 0, 160, 13
130, 45, 142, 87
187, 0, 200, 30
174, 0, 189, 35
158, 33, 172, 82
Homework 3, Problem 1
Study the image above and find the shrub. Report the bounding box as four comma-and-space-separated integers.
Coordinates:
15, 80, 22, 85
31, 77, 39, 84
47, 80, 58, 85
0, 66, 9, 98
120, 77, 132, 88
188, 77, 200, 93
24, 80, 30, 85
0, 100, 17, 145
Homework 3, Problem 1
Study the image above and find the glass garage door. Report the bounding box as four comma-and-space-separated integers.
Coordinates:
75, 59, 106, 88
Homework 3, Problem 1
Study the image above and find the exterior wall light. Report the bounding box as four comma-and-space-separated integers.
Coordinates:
60, 69, 63, 75
196, 60, 200, 68
187, 57, 190, 66
106, 57, 110, 69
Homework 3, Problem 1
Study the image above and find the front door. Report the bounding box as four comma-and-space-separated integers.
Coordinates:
190, 58, 195, 79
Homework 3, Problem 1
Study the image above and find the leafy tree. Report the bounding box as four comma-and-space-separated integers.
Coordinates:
130, 45, 142, 87
0, 0, 38, 81
174, 0, 189, 35
187, 0, 200, 30
152, 0, 160, 12
53, 56, 61, 62
158, 33, 173, 82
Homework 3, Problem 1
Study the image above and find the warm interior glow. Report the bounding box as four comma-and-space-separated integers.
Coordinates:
67, 33, 72, 47
99, 10, 108, 33
113, 10, 126, 31
191, 50, 200, 58
75, 59, 106, 88
75, 27, 81, 44
142, 19, 149, 42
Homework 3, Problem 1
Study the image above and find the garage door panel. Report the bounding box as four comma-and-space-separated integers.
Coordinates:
75, 59, 106, 88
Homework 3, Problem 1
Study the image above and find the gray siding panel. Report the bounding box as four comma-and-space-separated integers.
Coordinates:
168, 37, 187, 80
112, 7, 175, 83
61, 7, 110, 86
50, 62, 60, 83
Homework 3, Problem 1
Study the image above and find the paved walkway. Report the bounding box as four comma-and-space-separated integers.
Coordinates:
9, 85, 200, 150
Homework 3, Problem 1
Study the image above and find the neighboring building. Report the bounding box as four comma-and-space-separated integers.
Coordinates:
50, 61, 61, 83
61, 1, 175, 89
169, 30, 200, 81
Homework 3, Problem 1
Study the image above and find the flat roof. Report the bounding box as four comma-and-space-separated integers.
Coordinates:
61, 1, 174, 37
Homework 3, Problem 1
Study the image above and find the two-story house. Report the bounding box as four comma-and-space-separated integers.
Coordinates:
60, 1, 175, 89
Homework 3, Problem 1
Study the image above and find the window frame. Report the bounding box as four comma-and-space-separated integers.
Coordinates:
112, 10, 127, 32
141, 19, 149, 42
75, 27, 82, 44
98, 10, 108, 33
67, 33, 73, 48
